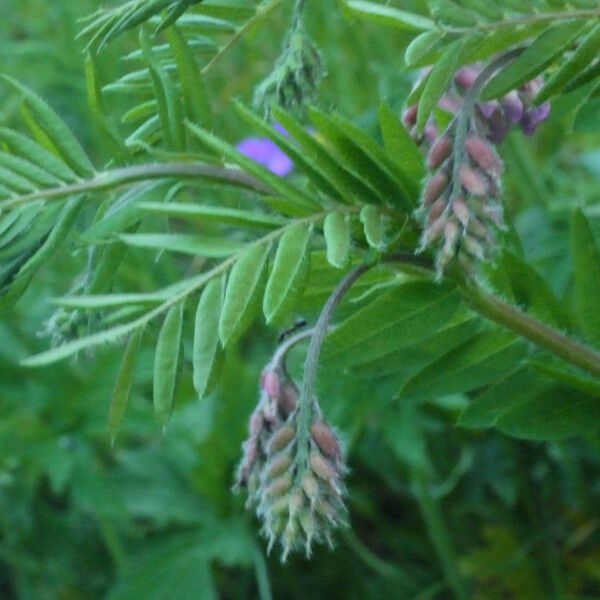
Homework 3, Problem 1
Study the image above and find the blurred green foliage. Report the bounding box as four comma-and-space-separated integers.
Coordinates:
3, 1, 600, 599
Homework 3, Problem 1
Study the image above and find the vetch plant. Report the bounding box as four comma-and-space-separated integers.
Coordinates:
3, 0, 600, 585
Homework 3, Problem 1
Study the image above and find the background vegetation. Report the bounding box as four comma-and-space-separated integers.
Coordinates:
3, 1, 600, 598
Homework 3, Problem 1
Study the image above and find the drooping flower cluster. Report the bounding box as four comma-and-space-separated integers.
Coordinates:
234, 363, 347, 561
404, 64, 551, 276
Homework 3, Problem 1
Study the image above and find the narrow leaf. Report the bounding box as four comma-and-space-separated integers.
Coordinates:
153, 302, 184, 428
322, 282, 461, 367
2, 75, 94, 177
263, 224, 312, 324
193, 275, 225, 398
401, 331, 527, 401
108, 328, 145, 442
482, 22, 587, 101
120, 233, 244, 257
417, 39, 465, 133
219, 243, 270, 347
343, 1, 435, 32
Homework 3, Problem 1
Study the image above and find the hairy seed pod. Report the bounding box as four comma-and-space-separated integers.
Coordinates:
463, 235, 486, 259
467, 216, 489, 240
427, 135, 453, 169
423, 214, 447, 246
465, 136, 503, 177
423, 171, 449, 205
269, 425, 295, 454
459, 164, 488, 196
311, 422, 340, 459
261, 369, 280, 398
267, 474, 292, 498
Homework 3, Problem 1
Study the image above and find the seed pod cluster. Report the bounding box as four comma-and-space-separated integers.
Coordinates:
234, 366, 347, 560
419, 132, 505, 275
403, 65, 551, 146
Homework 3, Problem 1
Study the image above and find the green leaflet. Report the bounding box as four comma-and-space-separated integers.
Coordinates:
272, 107, 381, 206
481, 21, 587, 101
499, 251, 569, 329
166, 26, 212, 127
308, 108, 418, 207
108, 327, 145, 443
359, 205, 384, 251
1, 75, 94, 177
219, 243, 270, 347
155, 0, 196, 34
321, 282, 461, 367
153, 302, 184, 428
263, 224, 312, 324
186, 121, 320, 212
323, 212, 351, 269
0, 165, 36, 193
55, 293, 168, 310
496, 384, 600, 441
193, 275, 225, 399
458, 366, 548, 429
342, 1, 435, 32
0, 126, 75, 180
536, 24, 600, 104
139, 202, 284, 229
378, 103, 425, 182
401, 330, 527, 401
417, 39, 465, 133
571, 209, 600, 348
0, 151, 60, 188
404, 31, 445, 68
85, 52, 128, 157
141, 29, 186, 152
119, 233, 244, 257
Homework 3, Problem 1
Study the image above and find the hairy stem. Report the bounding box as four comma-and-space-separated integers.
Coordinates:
0, 162, 271, 211
461, 283, 600, 380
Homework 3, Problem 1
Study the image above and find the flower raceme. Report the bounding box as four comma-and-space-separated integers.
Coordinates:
235, 364, 347, 561
404, 63, 551, 276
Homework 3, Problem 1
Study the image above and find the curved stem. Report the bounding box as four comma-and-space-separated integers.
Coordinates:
449, 49, 523, 201
0, 162, 271, 211
294, 264, 370, 476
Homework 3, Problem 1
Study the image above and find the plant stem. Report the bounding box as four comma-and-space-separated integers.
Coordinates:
294, 264, 370, 478
439, 8, 600, 35
0, 162, 271, 211
461, 282, 600, 380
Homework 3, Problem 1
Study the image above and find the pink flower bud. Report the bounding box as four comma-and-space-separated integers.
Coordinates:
465, 136, 503, 177
310, 450, 337, 481
402, 104, 418, 126
267, 453, 293, 479
428, 197, 448, 224
266, 474, 292, 498
454, 66, 480, 89
427, 135, 453, 169
261, 369, 280, 398
460, 164, 488, 196
269, 425, 295, 453
452, 197, 470, 228
311, 422, 341, 459
423, 171, 449, 205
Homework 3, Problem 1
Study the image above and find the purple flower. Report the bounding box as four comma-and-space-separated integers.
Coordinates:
520, 102, 551, 136
237, 124, 294, 177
